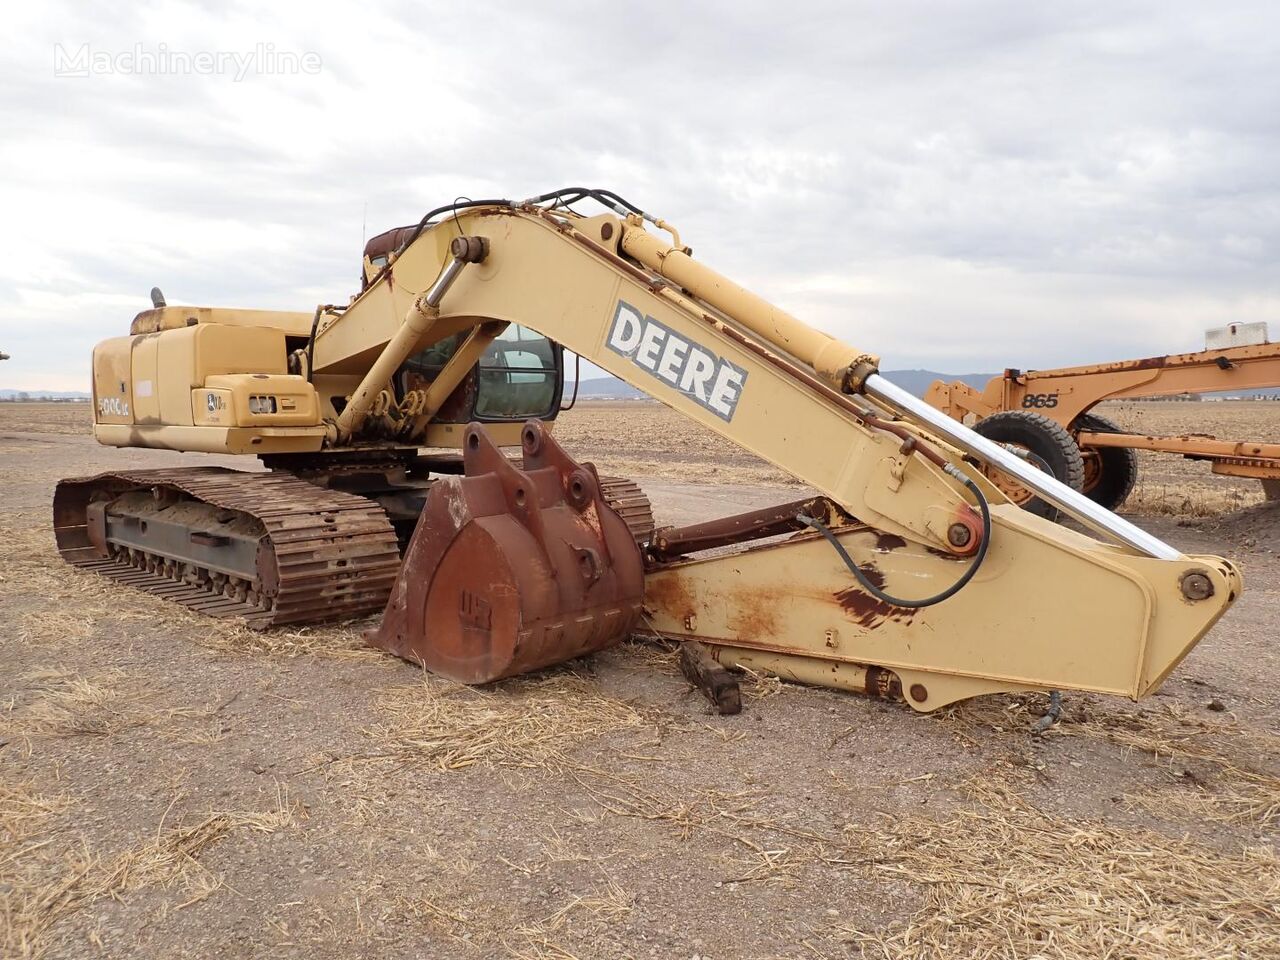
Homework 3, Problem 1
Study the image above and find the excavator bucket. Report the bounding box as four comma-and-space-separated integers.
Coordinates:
367, 421, 645, 683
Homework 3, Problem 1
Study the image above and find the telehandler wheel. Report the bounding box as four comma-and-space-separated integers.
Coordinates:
1073, 412, 1139, 511
972, 411, 1085, 519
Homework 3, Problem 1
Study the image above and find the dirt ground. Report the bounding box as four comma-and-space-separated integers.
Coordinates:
2, 401, 1278, 959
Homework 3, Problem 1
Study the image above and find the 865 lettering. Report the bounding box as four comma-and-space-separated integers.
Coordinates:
1021, 393, 1059, 409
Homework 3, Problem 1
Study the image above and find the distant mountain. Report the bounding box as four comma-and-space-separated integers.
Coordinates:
879, 369, 996, 397
573, 376, 648, 400
572, 369, 995, 401
0, 389, 90, 400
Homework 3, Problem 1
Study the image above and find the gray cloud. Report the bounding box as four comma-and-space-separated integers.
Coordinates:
2, 0, 1278, 390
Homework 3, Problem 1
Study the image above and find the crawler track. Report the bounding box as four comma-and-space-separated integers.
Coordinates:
53, 467, 402, 628
598, 475, 655, 545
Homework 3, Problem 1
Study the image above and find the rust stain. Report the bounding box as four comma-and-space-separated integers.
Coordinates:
725, 587, 782, 641
864, 665, 903, 700
1129, 354, 1169, 371
834, 565, 917, 629
644, 572, 697, 621
874, 532, 906, 551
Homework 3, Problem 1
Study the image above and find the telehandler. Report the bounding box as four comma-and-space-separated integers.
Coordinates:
926, 325, 1280, 516
54, 188, 1240, 711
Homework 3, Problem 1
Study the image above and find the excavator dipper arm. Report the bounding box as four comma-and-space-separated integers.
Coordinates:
313, 196, 1240, 711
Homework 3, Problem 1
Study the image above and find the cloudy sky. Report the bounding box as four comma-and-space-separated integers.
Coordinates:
3, 1, 1278, 390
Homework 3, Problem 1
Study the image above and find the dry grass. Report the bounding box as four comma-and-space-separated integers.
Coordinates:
1, 668, 222, 745
838, 781, 1280, 960
3, 668, 149, 738
738, 665, 785, 701
0, 515, 380, 661
948, 694, 1280, 829
359, 873, 634, 960
362, 668, 842, 889
192, 619, 384, 661
1125, 481, 1256, 518
0, 781, 71, 844
0, 522, 135, 619
0, 402, 90, 435
1097, 400, 1273, 516
1, 778, 298, 959
1058, 700, 1280, 829
365, 671, 655, 770
515, 878, 634, 941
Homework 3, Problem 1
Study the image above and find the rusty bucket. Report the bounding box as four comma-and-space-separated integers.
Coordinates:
367, 421, 645, 683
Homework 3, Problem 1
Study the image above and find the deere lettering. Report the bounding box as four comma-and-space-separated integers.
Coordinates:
606, 300, 747, 421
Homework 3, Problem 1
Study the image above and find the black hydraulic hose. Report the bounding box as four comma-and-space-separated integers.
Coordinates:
523, 188, 642, 214
561, 352, 581, 411
524, 187, 593, 207
1034, 690, 1063, 734
360, 188, 650, 325
392, 189, 648, 267
305, 303, 345, 383
394, 197, 512, 257
797, 468, 992, 609
368, 187, 654, 296
590, 188, 644, 214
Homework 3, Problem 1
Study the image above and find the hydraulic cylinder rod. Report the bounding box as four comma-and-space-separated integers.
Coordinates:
863, 374, 1180, 560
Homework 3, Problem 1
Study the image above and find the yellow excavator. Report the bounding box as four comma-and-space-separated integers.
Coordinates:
54, 188, 1240, 711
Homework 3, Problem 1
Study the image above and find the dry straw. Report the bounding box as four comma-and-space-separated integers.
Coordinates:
366, 671, 653, 770
0, 515, 379, 661
838, 781, 1280, 959
950, 693, 1280, 829
1, 778, 297, 959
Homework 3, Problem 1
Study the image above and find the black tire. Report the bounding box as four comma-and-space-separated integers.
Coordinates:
1073, 412, 1139, 511
972, 411, 1085, 519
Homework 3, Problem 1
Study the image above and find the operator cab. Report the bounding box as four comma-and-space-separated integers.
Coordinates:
364, 224, 566, 426
399, 325, 564, 425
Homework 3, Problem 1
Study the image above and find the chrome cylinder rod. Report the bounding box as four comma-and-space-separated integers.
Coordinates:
862, 373, 1181, 560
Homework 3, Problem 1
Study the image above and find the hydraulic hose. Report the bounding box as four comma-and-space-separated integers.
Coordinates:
797, 466, 992, 609
381, 189, 647, 288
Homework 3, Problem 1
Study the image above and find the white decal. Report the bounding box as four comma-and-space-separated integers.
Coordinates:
134, 379, 153, 398
98, 397, 130, 417
606, 300, 747, 421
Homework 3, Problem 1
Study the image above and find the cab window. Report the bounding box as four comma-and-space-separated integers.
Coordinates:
402, 325, 560, 421
476, 326, 559, 418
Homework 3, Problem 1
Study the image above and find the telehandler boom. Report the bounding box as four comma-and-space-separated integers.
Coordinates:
54, 188, 1240, 711
925, 329, 1280, 514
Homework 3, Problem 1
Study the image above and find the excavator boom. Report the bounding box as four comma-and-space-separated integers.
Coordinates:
58, 189, 1241, 711
309, 194, 1238, 709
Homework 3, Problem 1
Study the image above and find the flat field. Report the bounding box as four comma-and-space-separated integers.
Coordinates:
2, 401, 1278, 959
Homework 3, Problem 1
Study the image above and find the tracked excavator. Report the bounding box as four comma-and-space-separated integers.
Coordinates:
54, 188, 1241, 711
